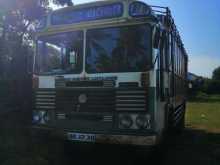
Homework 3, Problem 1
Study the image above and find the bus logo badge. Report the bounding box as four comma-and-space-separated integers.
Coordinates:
78, 94, 87, 104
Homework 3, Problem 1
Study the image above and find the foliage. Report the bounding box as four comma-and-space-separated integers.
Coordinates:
205, 80, 220, 94
199, 69, 220, 95
52, 0, 73, 6
0, 0, 73, 78
213, 66, 220, 81
189, 66, 220, 97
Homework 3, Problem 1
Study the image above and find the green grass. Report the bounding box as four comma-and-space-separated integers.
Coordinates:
182, 97, 220, 165
186, 95, 220, 133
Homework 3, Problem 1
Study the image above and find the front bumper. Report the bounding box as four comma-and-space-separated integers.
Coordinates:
91, 134, 157, 146
32, 126, 158, 146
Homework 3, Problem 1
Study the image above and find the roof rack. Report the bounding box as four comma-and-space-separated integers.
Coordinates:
151, 5, 187, 56
151, 6, 177, 33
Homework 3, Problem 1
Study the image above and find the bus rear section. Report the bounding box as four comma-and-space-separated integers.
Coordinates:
32, 0, 188, 147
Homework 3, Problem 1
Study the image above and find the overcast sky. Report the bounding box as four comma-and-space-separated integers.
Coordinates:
51, 0, 220, 78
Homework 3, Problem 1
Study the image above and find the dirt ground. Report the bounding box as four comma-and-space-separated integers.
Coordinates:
0, 111, 219, 165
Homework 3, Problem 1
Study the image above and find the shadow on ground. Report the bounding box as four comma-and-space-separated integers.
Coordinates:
0, 111, 219, 165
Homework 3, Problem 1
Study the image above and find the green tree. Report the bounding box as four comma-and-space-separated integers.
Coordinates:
213, 66, 220, 81
0, 0, 73, 110
0, 0, 73, 78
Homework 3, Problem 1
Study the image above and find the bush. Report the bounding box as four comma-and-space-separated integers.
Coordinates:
188, 78, 220, 100
206, 80, 220, 94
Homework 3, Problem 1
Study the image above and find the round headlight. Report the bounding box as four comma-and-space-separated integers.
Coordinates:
119, 115, 133, 129
32, 112, 41, 123
33, 111, 50, 124
136, 115, 149, 129
43, 112, 50, 122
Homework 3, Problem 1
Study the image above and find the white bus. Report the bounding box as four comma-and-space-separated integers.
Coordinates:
32, 0, 188, 147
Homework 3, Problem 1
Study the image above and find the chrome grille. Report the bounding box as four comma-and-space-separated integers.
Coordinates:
55, 78, 115, 88
116, 89, 147, 111
103, 80, 115, 88
35, 90, 56, 110
56, 88, 115, 112
103, 115, 113, 122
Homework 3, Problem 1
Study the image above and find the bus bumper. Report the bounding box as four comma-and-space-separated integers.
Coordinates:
92, 134, 157, 146
32, 126, 158, 146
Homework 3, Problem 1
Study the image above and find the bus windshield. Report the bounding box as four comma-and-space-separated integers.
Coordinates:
35, 24, 152, 75
36, 31, 83, 75
86, 24, 152, 73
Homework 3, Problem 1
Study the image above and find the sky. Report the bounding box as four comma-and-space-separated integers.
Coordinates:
52, 0, 220, 78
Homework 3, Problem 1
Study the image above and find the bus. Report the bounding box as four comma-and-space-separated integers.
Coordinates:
32, 0, 188, 147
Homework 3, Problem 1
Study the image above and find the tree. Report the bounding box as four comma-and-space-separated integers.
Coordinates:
52, 0, 73, 6
0, 0, 73, 78
213, 66, 220, 81
0, 0, 73, 111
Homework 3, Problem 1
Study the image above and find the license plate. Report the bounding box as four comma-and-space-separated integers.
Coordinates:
67, 132, 96, 142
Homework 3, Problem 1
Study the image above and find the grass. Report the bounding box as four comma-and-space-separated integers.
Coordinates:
186, 94, 220, 148
186, 102, 220, 133
159, 95, 220, 165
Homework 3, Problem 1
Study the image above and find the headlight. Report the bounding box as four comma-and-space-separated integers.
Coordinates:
32, 111, 41, 123
118, 114, 151, 130
42, 111, 50, 122
119, 115, 133, 129
32, 111, 50, 124
136, 115, 150, 129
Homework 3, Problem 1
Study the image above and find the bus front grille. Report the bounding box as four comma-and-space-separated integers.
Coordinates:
116, 89, 147, 111
35, 89, 56, 110
56, 88, 115, 112
55, 78, 115, 88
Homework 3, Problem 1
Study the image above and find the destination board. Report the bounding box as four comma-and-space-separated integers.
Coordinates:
129, 1, 152, 17
51, 3, 123, 25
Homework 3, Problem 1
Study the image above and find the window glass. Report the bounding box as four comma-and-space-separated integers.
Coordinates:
86, 24, 152, 73
36, 31, 83, 75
